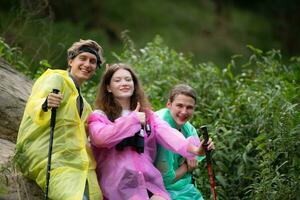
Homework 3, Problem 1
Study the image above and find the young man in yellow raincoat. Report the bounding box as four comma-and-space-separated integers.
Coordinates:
16, 39, 104, 200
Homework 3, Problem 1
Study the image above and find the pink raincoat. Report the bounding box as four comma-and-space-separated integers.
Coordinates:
87, 110, 197, 200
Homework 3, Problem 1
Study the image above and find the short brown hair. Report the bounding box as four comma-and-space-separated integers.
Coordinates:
169, 84, 197, 103
67, 39, 105, 64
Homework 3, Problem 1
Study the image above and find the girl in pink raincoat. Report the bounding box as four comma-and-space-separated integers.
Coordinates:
87, 63, 214, 200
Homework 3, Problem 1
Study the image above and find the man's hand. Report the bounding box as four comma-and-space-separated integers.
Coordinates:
186, 159, 197, 172
47, 92, 63, 108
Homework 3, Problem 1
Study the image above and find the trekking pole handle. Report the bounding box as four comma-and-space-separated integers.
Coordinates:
200, 125, 211, 164
200, 125, 209, 143
52, 89, 60, 94
50, 89, 59, 128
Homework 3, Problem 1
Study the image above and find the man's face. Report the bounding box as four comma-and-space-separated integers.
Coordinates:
167, 94, 195, 129
68, 52, 97, 85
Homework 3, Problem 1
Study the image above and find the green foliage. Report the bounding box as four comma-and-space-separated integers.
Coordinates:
1, 34, 299, 199
0, 37, 28, 73
0, 37, 48, 79
0, 165, 9, 196
1, 0, 288, 70
109, 36, 300, 199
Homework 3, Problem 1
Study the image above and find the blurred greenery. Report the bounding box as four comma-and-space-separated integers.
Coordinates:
1, 0, 299, 69
1, 0, 300, 199
3, 32, 299, 199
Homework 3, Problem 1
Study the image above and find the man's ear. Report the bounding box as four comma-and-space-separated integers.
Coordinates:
167, 100, 172, 108
68, 59, 73, 68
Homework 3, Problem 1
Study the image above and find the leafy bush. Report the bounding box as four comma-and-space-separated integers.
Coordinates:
0, 37, 47, 79
108, 36, 300, 200
1, 35, 299, 199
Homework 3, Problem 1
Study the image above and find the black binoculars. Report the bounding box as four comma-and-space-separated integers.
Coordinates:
116, 130, 144, 153
116, 124, 151, 153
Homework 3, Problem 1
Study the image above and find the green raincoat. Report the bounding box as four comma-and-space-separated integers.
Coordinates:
16, 69, 102, 200
155, 108, 204, 200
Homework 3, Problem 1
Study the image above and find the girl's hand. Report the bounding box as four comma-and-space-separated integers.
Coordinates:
134, 102, 145, 125
188, 138, 215, 156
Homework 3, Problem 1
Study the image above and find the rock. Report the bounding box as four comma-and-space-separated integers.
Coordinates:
0, 139, 43, 200
0, 139, 15, 166
0, 58, 32, 143
0, 59, 43, 200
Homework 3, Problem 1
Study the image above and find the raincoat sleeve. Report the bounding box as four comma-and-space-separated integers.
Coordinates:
152, 112, 196, 159
155, 123, 204, 185
155, 145, 177, 185
27, 73, 64, 126
186, 127, 205, 162
87, 110, 142, 148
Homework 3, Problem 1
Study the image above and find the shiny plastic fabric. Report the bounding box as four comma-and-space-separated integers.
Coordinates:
16, 69, 102, 200
154, 108, 204, 200
88, 109, 197, 200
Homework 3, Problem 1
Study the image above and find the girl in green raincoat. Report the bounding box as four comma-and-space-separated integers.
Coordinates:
16, 39, 104, 200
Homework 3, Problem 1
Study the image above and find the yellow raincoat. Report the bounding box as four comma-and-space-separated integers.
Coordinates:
16, 69, 102, 200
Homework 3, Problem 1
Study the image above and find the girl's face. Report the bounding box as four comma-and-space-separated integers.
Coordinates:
107, 68, 135, 102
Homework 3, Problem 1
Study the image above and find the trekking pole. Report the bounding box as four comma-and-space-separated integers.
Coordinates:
200, 126, 217, 200
45, 89, 60, 200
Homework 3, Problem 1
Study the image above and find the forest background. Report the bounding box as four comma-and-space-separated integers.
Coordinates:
0, 0, 299, 199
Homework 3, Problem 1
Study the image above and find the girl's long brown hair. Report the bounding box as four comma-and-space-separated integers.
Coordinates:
94, 63, 151, 121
